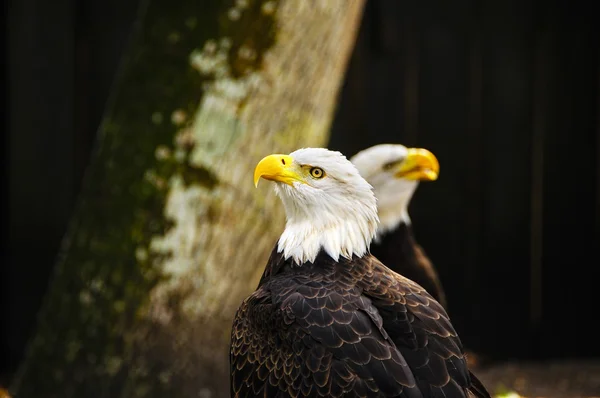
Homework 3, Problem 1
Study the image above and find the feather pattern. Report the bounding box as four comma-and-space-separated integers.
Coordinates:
230, 248, 489, 398
370, 222, 447, 309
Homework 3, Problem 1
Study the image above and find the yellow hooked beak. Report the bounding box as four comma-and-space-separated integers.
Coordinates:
395, 148, 440, 181
254, 154, 300, 187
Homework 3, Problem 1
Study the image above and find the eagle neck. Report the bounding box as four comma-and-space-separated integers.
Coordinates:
277, 215, 376, 266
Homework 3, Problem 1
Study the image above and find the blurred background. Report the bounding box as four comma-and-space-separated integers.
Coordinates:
2, 0, 599, 396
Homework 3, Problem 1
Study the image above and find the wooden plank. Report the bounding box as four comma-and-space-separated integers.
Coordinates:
409, 0, 472, 339
529, 25, 552, 331
0, 0, 9, 385
597, 45, 600, 261
401, 8, 419, 147
328, 0, 372, 155
540, 7, 599, 358
477, 0, 535, 358
462, 0, 484, 352
6, 0, 75, 375
330, 0, 425, 155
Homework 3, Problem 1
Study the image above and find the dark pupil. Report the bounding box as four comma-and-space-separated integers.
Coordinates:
312, 168, 321, 176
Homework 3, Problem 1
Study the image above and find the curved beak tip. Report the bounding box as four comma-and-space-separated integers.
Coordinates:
253, 165, 264, 188
425, 169, 439, 181
253, 173, 262, 188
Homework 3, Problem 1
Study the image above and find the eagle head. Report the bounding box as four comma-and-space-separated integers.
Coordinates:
350, 144, 439, 237
254, 148, 379, 265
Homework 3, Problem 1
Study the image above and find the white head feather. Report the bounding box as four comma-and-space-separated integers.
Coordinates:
255, 148, 379, 265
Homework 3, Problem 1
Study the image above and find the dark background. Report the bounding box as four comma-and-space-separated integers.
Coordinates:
2, 0, 599, 385
330, 0, 600, 362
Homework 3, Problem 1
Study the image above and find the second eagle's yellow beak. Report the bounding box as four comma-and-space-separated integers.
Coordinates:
395, 148, 440, 181
254, 154, 299, 187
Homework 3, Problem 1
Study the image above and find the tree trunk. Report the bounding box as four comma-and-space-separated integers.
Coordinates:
9, 0, 365, 397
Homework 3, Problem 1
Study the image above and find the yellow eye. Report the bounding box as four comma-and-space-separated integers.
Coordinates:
309, 167, 325, 179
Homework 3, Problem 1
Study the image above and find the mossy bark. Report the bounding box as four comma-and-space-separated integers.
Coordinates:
9, 0, 365, 397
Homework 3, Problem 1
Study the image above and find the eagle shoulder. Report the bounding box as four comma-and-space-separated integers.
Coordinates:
356, 255, 479, 397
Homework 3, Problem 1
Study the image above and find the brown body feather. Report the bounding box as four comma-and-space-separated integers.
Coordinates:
370, 223, 487, 369
370, 223, 447, 310
230, 247, 489, 397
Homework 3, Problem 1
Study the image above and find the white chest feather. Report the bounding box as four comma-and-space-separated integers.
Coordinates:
275, 182, 378, 265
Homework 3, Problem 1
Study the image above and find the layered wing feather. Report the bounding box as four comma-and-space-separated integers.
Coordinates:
230, 251, 490, 398
356, 255, 488, 397
231, 274, 423, 397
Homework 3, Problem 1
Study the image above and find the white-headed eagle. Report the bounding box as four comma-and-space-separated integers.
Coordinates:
230, 148, 489, 397
350, 144, 446, 308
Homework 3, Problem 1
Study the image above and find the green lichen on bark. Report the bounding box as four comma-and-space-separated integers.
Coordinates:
11, 0, 280, 397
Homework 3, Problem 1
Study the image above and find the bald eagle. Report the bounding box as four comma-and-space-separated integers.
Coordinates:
351, 144, 484, 369
230, 148, 490, 397
350, 144, 446, 308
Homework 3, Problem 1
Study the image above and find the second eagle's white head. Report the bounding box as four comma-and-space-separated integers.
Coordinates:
254, 148, 378, 265
351, 144, 439, 239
